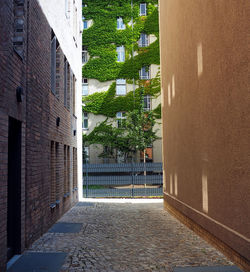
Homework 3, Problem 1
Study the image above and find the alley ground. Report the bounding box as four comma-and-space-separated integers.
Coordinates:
10, 200, 240, 272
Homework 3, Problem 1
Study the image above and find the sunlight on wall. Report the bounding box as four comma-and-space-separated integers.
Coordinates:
202, 173, 208, 213
174, 173, 178, 196
197, 43, 203, 77
170, 174, 173, 194
172, 75, 175, 98
168, 83, 171, 106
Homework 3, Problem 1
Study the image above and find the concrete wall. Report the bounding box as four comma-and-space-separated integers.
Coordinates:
159, 0, 249, 269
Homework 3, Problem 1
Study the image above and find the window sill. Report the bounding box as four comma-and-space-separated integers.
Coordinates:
50, 203, 56, 209
82, 128, 89, 131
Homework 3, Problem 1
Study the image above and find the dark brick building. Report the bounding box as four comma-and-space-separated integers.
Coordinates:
0, 0, 82, 270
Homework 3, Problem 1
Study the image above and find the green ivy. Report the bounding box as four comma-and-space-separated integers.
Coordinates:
82, 0, 159, 81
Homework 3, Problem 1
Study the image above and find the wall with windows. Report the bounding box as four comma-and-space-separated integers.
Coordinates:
82, 0, 162, 164
0, 0, 82, 270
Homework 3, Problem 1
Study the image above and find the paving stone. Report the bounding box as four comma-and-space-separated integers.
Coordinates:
28, 202, 237, 272
48, 222, 83, 233
7, 252, 67, 272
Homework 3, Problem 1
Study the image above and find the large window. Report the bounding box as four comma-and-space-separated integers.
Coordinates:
51, 32, 56, 94
82, 112, 88, 130
139, 33, 148, 47
116, 79, 126, 95
65, 0, 70, 18
82, 46, 88, 64
143, 95, 151, 111
116, 46, 125, 62
140, 3, 147, 16
117, 17, 125, 30
116, 112, 126, 128
139, 66, 150, 80
82, 78, 88, 96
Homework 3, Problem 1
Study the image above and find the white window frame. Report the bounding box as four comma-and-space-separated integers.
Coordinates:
65, 0, 70, 19
116, 46, 125, 62
117, 17, 125, 30
83, 146, 89, 163
116, 112, 126, 128
139, 66, 150, 80
116, 79, 126, 95
82, 46, 88, 64
82, 78, 88, 96
140, 3, 147, 16
143, 95, 151, 111
82, 112, 88, 130
139, 33, 149, 47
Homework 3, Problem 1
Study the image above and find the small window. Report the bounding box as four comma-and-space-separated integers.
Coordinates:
83, 112, 88, 129
82, 46, 88, 64
117, 17, 125, 30
143, 95, 151, 111
139, 33, 148, 47
116, 46, 125, 62
82, 17, 88, 29
140, 3, 147, 16
116, 79, 126, 95
139, 66, 150, 80
83, 146, 89, 163
82, 78, 88, 96
116, 112, 126, 128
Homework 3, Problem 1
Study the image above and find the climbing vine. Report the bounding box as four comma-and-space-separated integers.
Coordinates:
82, 0, 159, 81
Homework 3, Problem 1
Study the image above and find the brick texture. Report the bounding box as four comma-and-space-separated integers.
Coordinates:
0, 1, 78, 270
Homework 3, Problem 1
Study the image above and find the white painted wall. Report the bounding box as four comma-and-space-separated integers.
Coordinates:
37, 0, 83, 197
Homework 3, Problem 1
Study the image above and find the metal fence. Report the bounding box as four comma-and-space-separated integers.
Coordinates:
83, 163, 163, 198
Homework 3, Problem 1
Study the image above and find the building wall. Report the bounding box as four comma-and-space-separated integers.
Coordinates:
159, 0, 249, 268
0, 0, 82, 270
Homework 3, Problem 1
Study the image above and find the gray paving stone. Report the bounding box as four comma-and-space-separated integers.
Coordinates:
28, 202, 238, 272
174, 266, 243, 272
7, 252, 67, 272
48, 222, 83, 233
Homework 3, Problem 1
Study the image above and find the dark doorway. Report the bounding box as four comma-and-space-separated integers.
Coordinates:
7, 117, 22, 260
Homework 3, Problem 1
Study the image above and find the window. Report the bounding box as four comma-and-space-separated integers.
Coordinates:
140, 3, 147, 16
82, 16, 88, 29
82, 46, 88, 64
139, 33, 148, 47
117, 17, 125, 30
116, 79, 126, 95
82, 78, 88, 96
65, 0, 70, 18
73, 2, 78, 39
51, 32, 56, 94
64, 58, 69, 107
116, 112, 126, 128
139, 66, 150, 79
116, 46, 125, 62
143, 95, 151, 111
83, 112, 88, 129
83, 146, 89, 163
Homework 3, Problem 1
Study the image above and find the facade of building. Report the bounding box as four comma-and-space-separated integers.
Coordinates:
0, 0, 82, 270
82, 0, 162, 164
159, 0, 249, 270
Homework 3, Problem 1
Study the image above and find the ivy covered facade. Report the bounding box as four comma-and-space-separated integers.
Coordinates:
82, 0, 162, 164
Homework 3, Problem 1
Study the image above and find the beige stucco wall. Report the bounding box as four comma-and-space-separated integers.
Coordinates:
159, 0, 249, 264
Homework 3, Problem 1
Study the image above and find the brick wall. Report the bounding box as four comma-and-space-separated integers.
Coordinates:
0, 0, 79, 270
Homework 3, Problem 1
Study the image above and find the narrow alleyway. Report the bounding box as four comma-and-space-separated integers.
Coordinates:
9, 200, 240, 272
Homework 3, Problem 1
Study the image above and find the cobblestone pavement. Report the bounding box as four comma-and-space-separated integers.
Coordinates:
30, 200, 233, 272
